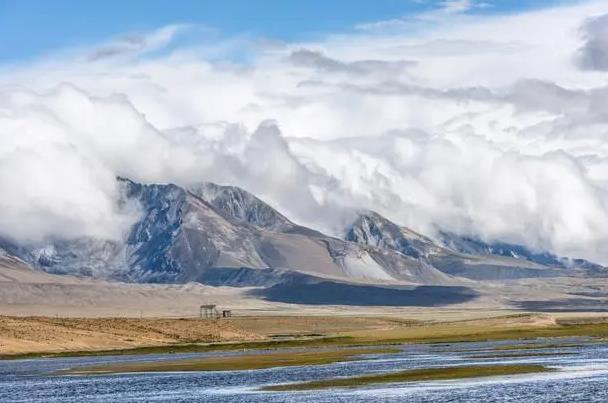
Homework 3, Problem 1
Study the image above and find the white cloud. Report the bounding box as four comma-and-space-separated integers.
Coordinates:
437, 0, 475, 15
577, 13, 608, 71
86, 25, 189, 62
1, 1, 608, 263
355, 0, 490, 31
0, 84, 205, 244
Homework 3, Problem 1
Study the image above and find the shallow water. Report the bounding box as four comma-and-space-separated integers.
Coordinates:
2, 338, 608, 402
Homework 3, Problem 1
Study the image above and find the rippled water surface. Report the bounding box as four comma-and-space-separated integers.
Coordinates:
3, 339, 608, 402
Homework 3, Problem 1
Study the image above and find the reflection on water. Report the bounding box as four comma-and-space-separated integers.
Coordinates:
2, 339, 608, 402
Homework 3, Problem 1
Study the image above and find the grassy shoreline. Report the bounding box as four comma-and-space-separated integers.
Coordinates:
4, 319, 608, 361
262, 364, 553, 391
59, 347, 399, 375
467, 351, 577, 359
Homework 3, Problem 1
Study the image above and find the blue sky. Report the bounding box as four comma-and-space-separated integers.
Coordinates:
0, 0, 576, 62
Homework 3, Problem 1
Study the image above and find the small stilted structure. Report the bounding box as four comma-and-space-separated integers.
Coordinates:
200, 304, 219, 319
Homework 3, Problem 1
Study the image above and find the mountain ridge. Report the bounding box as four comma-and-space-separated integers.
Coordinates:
343, 210, 605, 280
1, 178, 604, 292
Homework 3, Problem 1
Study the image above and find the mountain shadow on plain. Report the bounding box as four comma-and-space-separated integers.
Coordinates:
197, 267, 479, 306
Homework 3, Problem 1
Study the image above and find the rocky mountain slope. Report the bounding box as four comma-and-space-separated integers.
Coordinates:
436, 231, 603, 271
345, 211, 439, 259
1, 179, 451, 285
344, 211, 605, 280
1, 179, 604, 291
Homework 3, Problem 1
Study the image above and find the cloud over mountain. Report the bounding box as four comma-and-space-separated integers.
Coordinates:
1, 0, 608, 263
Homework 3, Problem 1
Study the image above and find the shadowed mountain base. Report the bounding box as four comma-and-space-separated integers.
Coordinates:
254, 282, 478, 306
197, 267, 479, 306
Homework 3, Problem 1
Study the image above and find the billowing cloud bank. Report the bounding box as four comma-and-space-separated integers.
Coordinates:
1, 1, 608, 262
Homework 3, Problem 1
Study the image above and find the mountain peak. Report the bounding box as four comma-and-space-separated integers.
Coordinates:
345, 210, 438, 259
189, 182, 295, 231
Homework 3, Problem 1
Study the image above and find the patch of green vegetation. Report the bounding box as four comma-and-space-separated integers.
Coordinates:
262, 364, 553, 391
59, 347, 399, 375
359, 322, 608, 346
439, 342, 586, 354
491, 343, 582, 351
467, 352, 577, 359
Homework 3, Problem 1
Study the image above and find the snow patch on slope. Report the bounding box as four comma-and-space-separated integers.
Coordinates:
342, 252, 394, 281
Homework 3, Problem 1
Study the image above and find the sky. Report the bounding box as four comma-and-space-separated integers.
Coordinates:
0, 0, 575, 61
1, 0, 608, 263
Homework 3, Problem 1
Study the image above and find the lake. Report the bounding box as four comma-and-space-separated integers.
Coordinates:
2, 338, 608, 402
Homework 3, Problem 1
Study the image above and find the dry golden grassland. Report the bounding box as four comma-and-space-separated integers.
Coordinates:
2, 313, 608, 360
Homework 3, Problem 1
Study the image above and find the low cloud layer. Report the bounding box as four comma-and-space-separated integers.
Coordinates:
2, 1, 608, 263
0, 85, 204, 243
